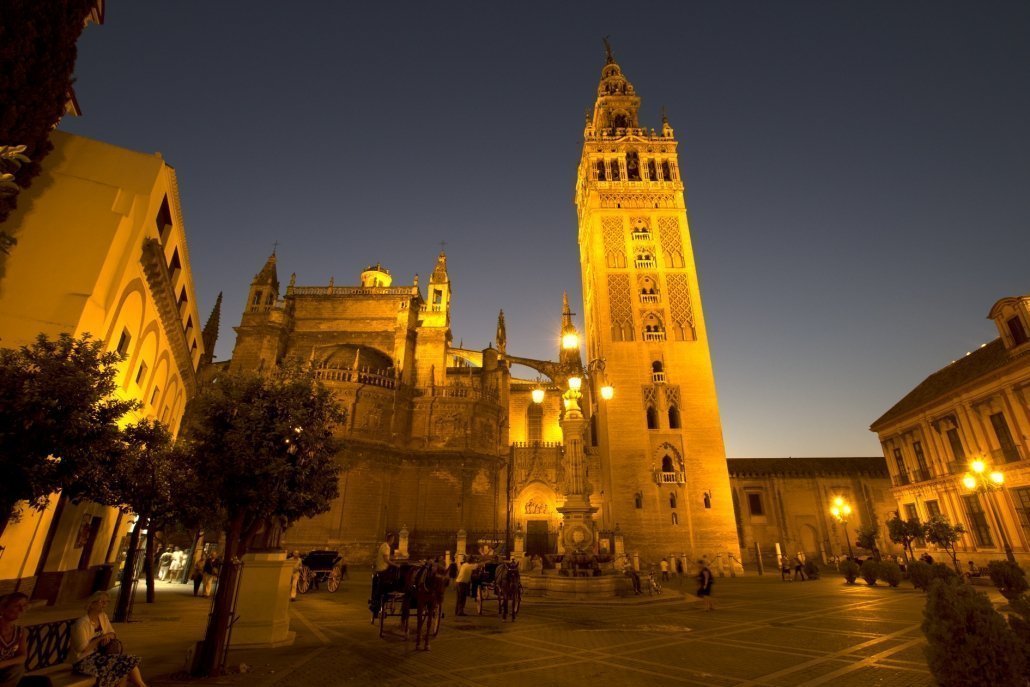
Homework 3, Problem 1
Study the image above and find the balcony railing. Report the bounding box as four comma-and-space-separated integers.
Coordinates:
635, 259, 656, 269
652, 372, 666, 384
893, 472, 911, 487
993, 445, 1026, 464
314, 366, 397, 389
639, 293, 660, 304
910, 468, 930, 483
631, 230, 652, 241
948, 461, 966, 475
653, 470, 686, 485
643, 331, 666, 342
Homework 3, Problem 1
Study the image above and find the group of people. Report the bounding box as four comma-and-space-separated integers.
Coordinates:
155, 547, 187, 582
780, 552, 810, 581
0, 591, 147, 687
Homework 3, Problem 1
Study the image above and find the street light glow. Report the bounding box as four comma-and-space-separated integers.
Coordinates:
600, 384, 614, 400
971, 459, 986, 474
567, 376, 582, 391
963, 474, 977, 490
561, 332, 579, 350
531, 388, 545, 404
990, 471, 1005, 485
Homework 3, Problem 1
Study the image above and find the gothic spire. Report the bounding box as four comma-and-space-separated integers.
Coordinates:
200, 291, 222, 366
430, 249, 449, 284
591, 38, 640, 132
252, 252, 279, 290
603, 35, 615, 64
496, 309, 507, 354
562, 291, 573, 329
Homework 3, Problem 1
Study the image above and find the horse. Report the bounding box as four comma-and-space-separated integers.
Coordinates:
410, 560, 450, 650
495, 560, 522, 621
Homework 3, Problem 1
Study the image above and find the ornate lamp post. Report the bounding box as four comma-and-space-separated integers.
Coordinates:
962, 458, 1015, 563
830, 496, 854, 559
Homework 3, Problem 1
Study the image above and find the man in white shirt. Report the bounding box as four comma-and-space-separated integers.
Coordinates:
370, 533, 397, 618
454, 557, 477, 616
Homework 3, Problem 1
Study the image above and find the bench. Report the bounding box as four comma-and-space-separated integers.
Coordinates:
23, 619, 94, 687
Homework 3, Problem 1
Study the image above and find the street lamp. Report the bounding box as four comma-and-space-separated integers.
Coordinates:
963, 457, 1015, 563
830, 496, 854, 559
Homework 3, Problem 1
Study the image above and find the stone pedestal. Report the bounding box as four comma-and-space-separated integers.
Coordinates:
397, 526, 410, 560
456, 529, 467, 559
231, 552, 296, 648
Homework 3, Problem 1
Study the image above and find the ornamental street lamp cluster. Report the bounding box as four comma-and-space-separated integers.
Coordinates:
962, 457, 1015, 563
830, 496, 854, 559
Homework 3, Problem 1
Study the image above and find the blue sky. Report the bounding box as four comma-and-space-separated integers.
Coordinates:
60, 1, 1030, 457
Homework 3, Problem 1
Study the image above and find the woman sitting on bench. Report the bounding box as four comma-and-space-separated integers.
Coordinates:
0, 592, 28, 687
72, 592, 148, 687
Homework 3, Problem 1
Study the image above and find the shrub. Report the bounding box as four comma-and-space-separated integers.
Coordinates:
880, 561, 902, 587
860, 559, 879, 585
931, 562, 958, 584
802, 560, 820, 580
922, 579, 1024, 686
988, 560, 1029, 600
840, 559, 859, 584
908, 561, 932, 591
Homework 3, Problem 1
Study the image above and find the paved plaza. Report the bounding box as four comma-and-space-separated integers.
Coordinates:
26, 572, 953, 686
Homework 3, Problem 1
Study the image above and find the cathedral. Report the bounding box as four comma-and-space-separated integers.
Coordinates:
224, 45, 741, 567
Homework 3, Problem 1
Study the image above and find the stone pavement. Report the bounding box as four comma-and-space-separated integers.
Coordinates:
24, 573, 960, 686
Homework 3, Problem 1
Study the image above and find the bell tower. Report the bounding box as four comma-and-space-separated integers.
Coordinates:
576, 41, 741, 566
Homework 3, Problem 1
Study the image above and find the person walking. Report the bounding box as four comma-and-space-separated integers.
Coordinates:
660, 558, 670, 582
157, 548, 172, 582
792, 554, 807, 582
168, 548, 183, 583
202, 553, 218, 597
190, 560, 204, 597
0, 592, 29, 687
695, 559, 715, 611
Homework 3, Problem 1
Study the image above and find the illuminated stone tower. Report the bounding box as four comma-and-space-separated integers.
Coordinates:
577, 42, 741, 566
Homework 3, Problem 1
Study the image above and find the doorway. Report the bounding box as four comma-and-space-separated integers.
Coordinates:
526, 520, 549, 556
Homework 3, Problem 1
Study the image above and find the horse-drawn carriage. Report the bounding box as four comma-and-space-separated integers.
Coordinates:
372, 561, 449, 650
297, 550, 345, 593
472, 559, 522, 621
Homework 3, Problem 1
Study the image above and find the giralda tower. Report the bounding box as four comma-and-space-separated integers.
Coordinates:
576, 42, 741, 566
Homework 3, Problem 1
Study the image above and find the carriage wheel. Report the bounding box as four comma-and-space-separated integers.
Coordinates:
297, 569, 311, 594
327, 566, 341, 592
432, 604, 443, 637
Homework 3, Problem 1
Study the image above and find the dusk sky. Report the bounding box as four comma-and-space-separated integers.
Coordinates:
60, 2, 1030, 458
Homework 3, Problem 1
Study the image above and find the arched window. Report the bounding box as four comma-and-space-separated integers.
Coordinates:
669, 492, 677, 508
610, 159, 621, 181
527, 403, 543, 444
634, 492, 643, 509
646, 406, 659, 430
668, 406, 681, 429
661, 456, 674, 472
626, 152, 640, 181
613, 113, 630, 130
596, 160, 607, 181
252, 290, 263, 306
662, 160, 672, 180
651, 360, 666, 383
647, 159, 657, 180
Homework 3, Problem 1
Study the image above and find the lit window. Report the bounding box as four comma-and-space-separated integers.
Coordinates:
115, 329, 132, 357
747, 492, 764, 517
135, 361, 148, 386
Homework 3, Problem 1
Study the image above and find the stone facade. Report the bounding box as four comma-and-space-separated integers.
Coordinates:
0, 132, 204, 602
727, 457, 896, 567
871, 294, 1030, 568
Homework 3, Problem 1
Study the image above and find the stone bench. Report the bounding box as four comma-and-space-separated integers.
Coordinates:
23, 619, 94, 687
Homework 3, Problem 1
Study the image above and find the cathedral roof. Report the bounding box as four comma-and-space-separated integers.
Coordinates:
727, 457, 888, 477
870, 338, 1018, 430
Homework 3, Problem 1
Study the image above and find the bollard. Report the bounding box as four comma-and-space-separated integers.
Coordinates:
754, 542, 764, 575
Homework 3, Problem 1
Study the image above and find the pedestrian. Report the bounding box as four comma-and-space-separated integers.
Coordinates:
157, 548, 172, 581
695, 559, 714, 611
190, 560, 203, 597
619, 556, 641, 594
660, 558, 670, 582
780, 557, 791, 581
202, 553, 218, 597
454, 556, 477, 616
168, 548, 183, 583
370, 533, 397, 618
792, 554, 806, 582
289, 550, 303, 601
0, 592, 29, 687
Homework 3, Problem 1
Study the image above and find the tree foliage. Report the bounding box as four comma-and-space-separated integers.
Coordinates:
922, 579, 1025, 686
0, 333, 138, 528
183, 366, 345, 675
988, 560, 1030, 601
855, 524, 880, 558
924, 515, 966, 573
886, 513, 923, 561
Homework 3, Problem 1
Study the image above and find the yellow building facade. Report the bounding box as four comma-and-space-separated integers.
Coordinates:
0, 131, 205, 602
575, 46, 742, 564
871, 294, 1030, 567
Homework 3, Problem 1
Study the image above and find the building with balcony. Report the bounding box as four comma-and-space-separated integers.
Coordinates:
0, 131, 205, 602
871, 294, 1030, 565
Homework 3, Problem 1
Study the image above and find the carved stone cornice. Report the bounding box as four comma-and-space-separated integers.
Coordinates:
140, 238, 197, 396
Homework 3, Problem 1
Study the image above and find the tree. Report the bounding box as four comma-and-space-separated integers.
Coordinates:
855, 524, 880, 559
923, 514, 966, 574
182, 367, 345, 676
109, 420, 187, 621
922, 579, 1024, 686
0, 0, 94, 241
0, 333, 138, 535
886, 513, 923, 562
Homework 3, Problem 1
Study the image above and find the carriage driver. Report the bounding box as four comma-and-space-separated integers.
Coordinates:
370, 533, 398, 617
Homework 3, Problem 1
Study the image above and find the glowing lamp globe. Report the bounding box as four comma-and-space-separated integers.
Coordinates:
531, 388, 545, 404
568, 376, 583, 391
971, 459, 986, 474
830, 506, 840, 518
962, 475, 977, 490
600, 385, 614, 400
990, 471, 1005, 485
843, 504, 852, 516
562, 332, 580, 350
